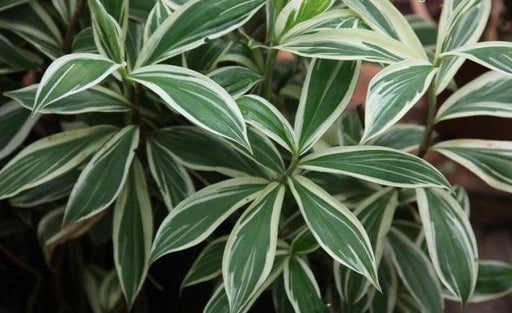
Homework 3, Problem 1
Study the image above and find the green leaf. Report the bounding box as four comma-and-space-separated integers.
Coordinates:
6, 84, 131, 114
244, 128, 285, 175
416, 188, 478, 304
63, 126, 139, 225
387, 228, 443, 313
0, 34, 42, 70
272, 274, 295, 313
370, 124, 426, 152
33, 53, 123, 113
144, 0, 173, 42
274, 0, 334, 39
432, 139, 512, 193
146, 138, 194, 211
221, 41, 264, 73
299, 146, 451, 189
288, 175, 379, 288
0, 125, 117, 199
338, 111, 363, 146
151, 177, 267, 261
52, 0, 76, 24
436, 72, 512, 122
237, 95, 296, 152
103, 0, 129, 32
204, 285, 230, 313
181, 236, 227, 290
72, 27, 97, 53
98, 270, 123, 311
343, 0, 426, 58
440, 41, 512, 75
129, 65, 250, 149
284, 257, 327, 313
361, 60, 437, 142
223, 183, 285, 313
113, 158, 153, 307
295, 59, 360, 155
407, 15, 437, 48
0, 102, 38, 160
469, 260, 512, 302
125, 21, 145, 70
0, 0, 27, 12
277, 29, 425, 64
136, 0, 265, 66
369, 255, 397, 313
89, 0, 125, 63
208, 66, 262, 99
454, 185, 470, 216
186, 38, 232, 72
291, 228, 319, 255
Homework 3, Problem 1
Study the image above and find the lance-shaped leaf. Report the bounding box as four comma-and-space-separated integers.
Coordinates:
144, 0, 173, 41
186, 38, 232, 72
0, 34, 42, 70
343, 0, 426, 58
436, 72, 512, 122
151, 177, 267, 261
0, 126, 117, 199
370, 124, 426, 152
361, 60, 437, 142
291, 228, 319, 255
244, 128, 285, 175
466, 260, 512, 303
63, 126, 139, 225
284, 257, 327, 313
98, 270, 123, 311
0, 102, 38, 160
103, 0, 129, 32
33, 54, 122, 113
146, 138, 194, 211
136, 0, 265, 66
204, 284, 230, 313
288, 175, 379, 288
237, 95, 296, 152
89, 0, 125, 63
0, 0, 27, 11
416, 188, 478, 304
277, 29, 424, 64
149, 127, 264, 177
208, 66, 262, 99
273, 273, 295, 313
407, 15, 437, 48
113, 158, 153, 307
52, 0, 76, 24
273, 0, 334, 39
432, 139, 512, 193
72, 27, 97, 53
454, 185, 470, 216
129, 65, 250, 149
387, 228, 443, 313
299, 146, 451, 189
369, 255, 397, 313
181, 236, 227, 290
6, 84, 131, 114
440, 41, 512, 76
295, 59, 360, 155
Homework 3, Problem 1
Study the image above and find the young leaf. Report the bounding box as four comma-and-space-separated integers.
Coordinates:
89, 0, 125, 63
432, 139, 512, 193
387, 228, 443, 313
63, 126, 139, 225
144, 0, 173, 41
113, 158, 153, 307
299, 146, 451, 189
370, 124, 426, 152
223, 183, 285, 313
136, 0, 265, 66
295, 59, 360, 155
208, 66, 262, 99
0, 126, 117, 199
290, 228, 319, 255
436, 72, 512, 122
0, 102, 38, 160
151, 177, 267, 261
273, 0, 334, 39
33, 53, 122, 113
288, 175, 379, 288
284, 257, 327, 313
129, 65, 250, 149
361, 60, 437, 142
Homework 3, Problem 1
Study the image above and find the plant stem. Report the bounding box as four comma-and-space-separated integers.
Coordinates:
62, 0, 86, 53
417, 84, 437, 158
262, 49, 278, 100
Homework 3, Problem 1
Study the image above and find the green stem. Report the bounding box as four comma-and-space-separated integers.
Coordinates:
417, 84, 437, 158
262, 49, 278, 101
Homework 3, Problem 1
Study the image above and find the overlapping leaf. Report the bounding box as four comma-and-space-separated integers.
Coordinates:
371, 124, 426, 152
0, 102, 38, 160
89, 0, 125, 63
273, 0, 334, 39
284, 257, 327, 313
208, 66, 262, 99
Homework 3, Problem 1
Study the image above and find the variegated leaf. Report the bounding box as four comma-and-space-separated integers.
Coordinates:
274, 0, 334, 39
0, 0, 27, 12
369, 255, 397, 313
0, 102, 38, 160
144, 0, 173, 42
284, 257, 327, 313
52, 0, 76, 24
89, 0, 125, 63
0, 34, 42, 71
103, 0, 129, 33
186, 38, 232, 72
208, 66, 262, 99
290, 228, 319, 255
370, 124, 425, 152
244, 128, 285, 176
467, 260, 512, 303
454, 185, 470, 216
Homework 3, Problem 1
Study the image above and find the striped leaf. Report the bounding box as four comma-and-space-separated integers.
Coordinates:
113, 158, 153, 307
151, 177, 267, 261
33, 54, 122, 113
370, 124, 426, 152
436, 72, 512, 122
343, 0, 426, 58
129, 65, 250, 149
136, 0, 265, 66
395, 294, 423, 313
204, 284, 230, 313
89, 0, 125, 63
6, 84, 131, 114
277, 29, 425, 64
291, 228, 319, 255
223, 183, 285, 313
369, 255, 397, 313
454, 185, 470, 216
146, 138, 194, 211
0, 34, 42, 71
272, 273, 295, 313
440, 41, 512, 76
361, 60, 437, 142
295, 59, 360, 155
144, 0, 173, 41
432, 139, 512, 193
0, 126, 117, 199
0, 0, 27, 11
406, 15, 437, 48
244, 128, 285, 175
52, 0, 76, 24
288, 175, 379, 288
237, 95, 296, 152
72, 27, 97, 53
299, 146, 451, 189
103, 0, 129, 32
186, 38, 232, 72
387, 228, 443, 313
273, 0, 334, 39
98, 270, 122, 311
208, 66, 262, 99
284, 257, 327, 313
63, 126, 139, 225
469, 260, 512, 302
339, 111, 363, 146
125, 21, 144, 70
181, 236, 227, 289
0, 102, 38, 160
416, 188, 478, 304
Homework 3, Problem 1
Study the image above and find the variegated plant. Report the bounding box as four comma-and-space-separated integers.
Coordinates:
1, 0, 512, 312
